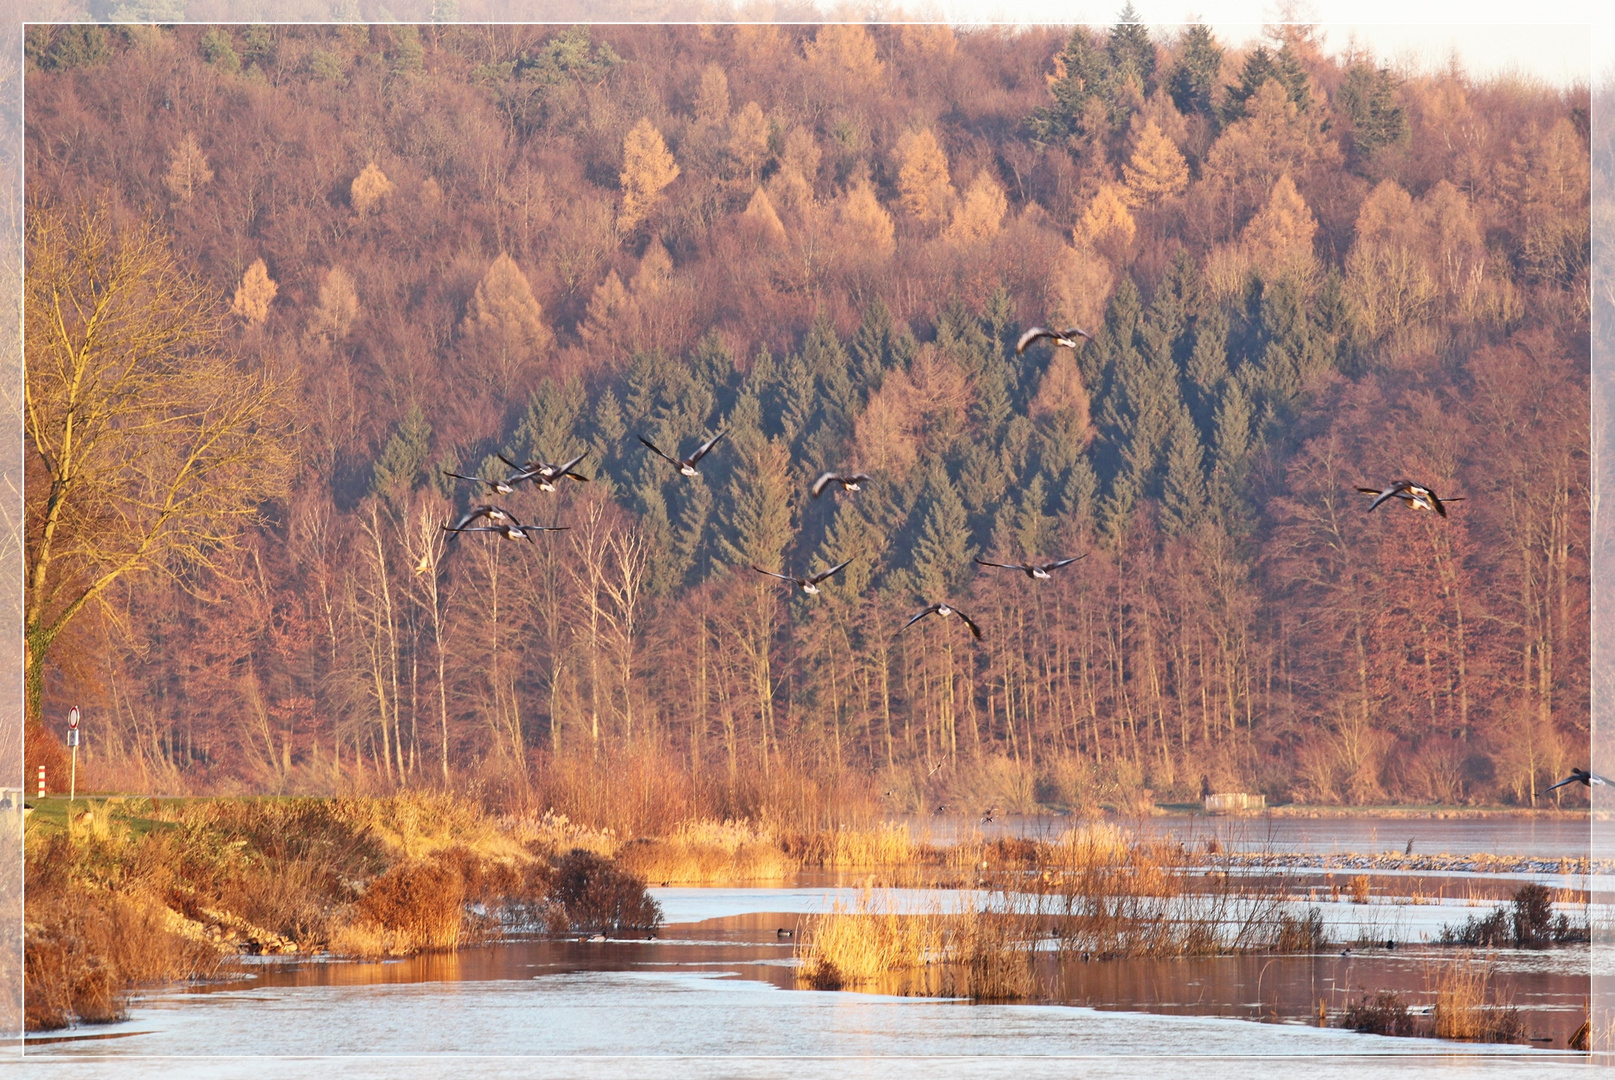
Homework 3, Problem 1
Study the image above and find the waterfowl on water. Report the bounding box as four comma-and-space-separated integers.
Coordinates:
751, 558, 853, 595
973, 554, 1087, 580
1547, 768, 1611, 791
501, 452, 590, 492
1357, 481, 1463, 518
902, 603, 983, 641
639, 431, 728, 477
1015, 325, 1092, 354
811, 471, 873, 498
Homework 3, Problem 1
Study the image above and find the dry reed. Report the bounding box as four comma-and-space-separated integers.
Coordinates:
1428, 953, 1524, 1043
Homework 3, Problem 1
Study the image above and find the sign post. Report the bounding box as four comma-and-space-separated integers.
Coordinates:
67, 705, 80, 803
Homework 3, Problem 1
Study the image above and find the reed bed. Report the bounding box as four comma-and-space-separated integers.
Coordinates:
616, 819, 794, 884
1428, 953, 1524, 1043
794, 890, 1036, 999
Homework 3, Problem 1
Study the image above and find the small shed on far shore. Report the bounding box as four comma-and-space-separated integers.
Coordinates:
1204, 792, 1265, 814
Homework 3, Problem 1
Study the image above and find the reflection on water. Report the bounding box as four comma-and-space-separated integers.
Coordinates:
19, 815, 1592, 1078
22, 916, 1586, 1075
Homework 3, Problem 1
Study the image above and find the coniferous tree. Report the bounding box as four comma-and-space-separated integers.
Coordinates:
1166, 24, 1223, 120
851, 298, 896, 391
1337, 62, 1409, 172
1028, 28, 1114, 144
1162, 403, 1208, 535
1223, 44, 1310, 122
371, 404, 433, 504
1107, 3, 1157, 97
911, 467, 974, 598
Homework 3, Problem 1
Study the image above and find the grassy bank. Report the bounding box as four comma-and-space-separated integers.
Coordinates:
22, 793, 659, 1031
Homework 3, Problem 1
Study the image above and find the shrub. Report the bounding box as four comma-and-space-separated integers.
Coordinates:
1511, 883, 1553, 947
355, 860, 466, 952
1272, 906, 1326, 952
1341, 991, 1418, 1036
548, 849, 662, 934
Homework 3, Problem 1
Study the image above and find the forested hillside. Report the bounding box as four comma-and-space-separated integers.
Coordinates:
22, 17, 1590, 818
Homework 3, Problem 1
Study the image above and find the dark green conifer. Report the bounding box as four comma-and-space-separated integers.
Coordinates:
1166, 24, 1223, 119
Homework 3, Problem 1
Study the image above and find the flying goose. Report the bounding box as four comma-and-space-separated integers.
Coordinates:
445, 504, 515, 536
443, 466, 526, 496
441, 519, 568, 542
500, 452, 591, 492
902, 603, 983, 640
973, 554, 1087, 580
1547, 768, 1611, 791
811, 471, 873, 498
1357, 481, 1464, 518
639, 431, 727, 477
751, 558, 853, 595
1016, 325, 1092, 354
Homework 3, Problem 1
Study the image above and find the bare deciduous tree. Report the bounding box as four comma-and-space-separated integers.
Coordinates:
24, 204, 295, 726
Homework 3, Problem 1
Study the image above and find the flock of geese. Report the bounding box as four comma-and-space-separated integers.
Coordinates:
434, 323, 1483, 644
432, 321, 1607, 799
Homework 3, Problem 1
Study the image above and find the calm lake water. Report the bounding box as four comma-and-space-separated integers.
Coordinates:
15, 815, 1595, 1079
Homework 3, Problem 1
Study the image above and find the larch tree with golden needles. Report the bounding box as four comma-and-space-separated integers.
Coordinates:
1080, 183, 1137, 263
23, 206, 296, 727
1240, 173, 1317, 280
461, 252, 552, 389
944, 171, 1008, 246
350, 162, 395, 216
1122, 119, 1189, 206
896, 128, 953, 227
163, 133, 212, 202
618, 118, 679, 233
728, 101, 770, 181
231, 258, 277, 324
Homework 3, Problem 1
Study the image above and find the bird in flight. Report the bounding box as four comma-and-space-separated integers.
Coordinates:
442, 515, 568, 542
902, 603, 983, 640
1357, 480, 1463, 518
445, 504, 515, 536
752, 558, 853, 596
1016, 326, 1092, 354
973, 554, 1087, 581
639, 431, 727, 477
1547, 768, 1610, 791
414, 550, 433, 575
443, 466, 525, 496
811, 471, 872, 498
501, 452, 590, 492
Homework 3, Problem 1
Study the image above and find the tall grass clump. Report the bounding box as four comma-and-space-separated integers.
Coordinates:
1030, 823, 1284, 957
794, 890, 1037, 999
616, 819, 793, 884
1429, 954, 1525, 1043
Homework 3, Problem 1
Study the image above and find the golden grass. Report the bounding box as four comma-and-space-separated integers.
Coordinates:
1428, 953, 1524, 1043
616, 819, 794, 884
794, 889, 1038, 999
795, 890, 948, 989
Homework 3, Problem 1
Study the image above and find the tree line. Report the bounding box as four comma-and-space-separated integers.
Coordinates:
22, 15, 1589, 812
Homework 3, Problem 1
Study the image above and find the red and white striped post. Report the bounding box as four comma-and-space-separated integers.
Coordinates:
37, 765, 45, 798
